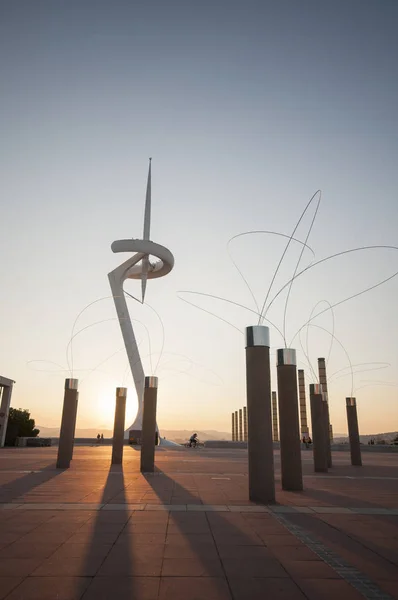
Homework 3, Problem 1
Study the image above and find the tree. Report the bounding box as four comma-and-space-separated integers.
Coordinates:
5, 408, 40, 446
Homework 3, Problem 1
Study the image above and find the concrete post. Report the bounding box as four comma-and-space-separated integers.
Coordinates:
239, 408, 243, 441
318, 358, 332, 468
234, 410, 239, 442
309, 383, 328, 473
271, 391, 279, 442
346, 397, 362, 467
243, 406, 248, 441
56, 379, 79, 469
0, 377, 14, 448
277, 349, 303, 491
112, 387, 127, 465
297, 370, 309, 437
245, 325, 275, 504
140, 376, 158, 473
232, 412, 235, 441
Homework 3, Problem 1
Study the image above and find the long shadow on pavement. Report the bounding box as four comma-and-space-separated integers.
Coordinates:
144, 469, 309, 600
79, 463, 160, 600
0, 463, 65, 504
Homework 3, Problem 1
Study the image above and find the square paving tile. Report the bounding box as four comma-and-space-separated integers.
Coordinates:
222, 557, 289, 578
124, 521, 168, 533
259, 534, 304, 546
311, 507, 353, 514
269, 545, 318, 561
4, 576, 91, 600
162, 557, 224, 576
282, 560, 341, 579
0, 558, 44, 577
165, 533, 216, 546
228, 577, 307, 599
213, 532, 263, 546
82, 576, 160, 600
0, 541, 60, 559
217, 544, 273, 559
50, 543, 113, 559
158, 576, 232, 600
98, 554, 163, 577
163, 543, 218, 559
0, 577, 24, 600
31, 554, 105, 577
65, 532, 120, 544
296, 578, 365, 600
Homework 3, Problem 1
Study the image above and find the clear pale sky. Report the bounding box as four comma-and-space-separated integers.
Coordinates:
1, 0, 397, 436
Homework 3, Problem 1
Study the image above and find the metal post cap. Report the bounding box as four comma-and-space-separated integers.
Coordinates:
309, 383, 323, 395
116, 387, 128, 397
245, 325, 270, 348
346, 397, 356, 406
65, 378, 78, 390
145, 376, 158, 389
277, 348, 296, 366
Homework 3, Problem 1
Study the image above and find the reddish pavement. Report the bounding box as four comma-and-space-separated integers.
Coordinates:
0, 446, 397, 599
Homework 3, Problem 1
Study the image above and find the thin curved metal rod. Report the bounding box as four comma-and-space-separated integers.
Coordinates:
306, 323, 354, 397
354, 382, 398, 393
296, 300, 335, 384
145, 303, 165, 376
79, 346, 126, 385
304, 300, 335, 369
282, 192, 321, 343
328, 362, 391, 383
298, 326, 319, 383
227, 230, 316, 316
285, 246, 398, 349
178, 294, 243, 334
66, 316, 149, 378
27, 359, 73, 373
66, 318, 124, 370
67, 294, 134, 378
177, 291, 285, 341
332, 365, 391, 383
68, 295, 115, 377
66, 317, 143, 376
360, 379, 396, 384
259, 190, 321, 323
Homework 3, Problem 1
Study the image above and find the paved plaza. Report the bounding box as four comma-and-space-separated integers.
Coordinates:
0, 446, 398, 599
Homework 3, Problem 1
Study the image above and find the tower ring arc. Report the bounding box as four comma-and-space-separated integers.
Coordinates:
111, 239, 174, 280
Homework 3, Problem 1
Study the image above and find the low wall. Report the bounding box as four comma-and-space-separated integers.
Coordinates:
205, 440, 398, 454
204, 440, 282, 449
332, 443, 398, 453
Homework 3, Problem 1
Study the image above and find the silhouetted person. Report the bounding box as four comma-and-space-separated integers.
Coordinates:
96, 433, 100, 445
189, 433, 198, 448
100, 433, 104, 444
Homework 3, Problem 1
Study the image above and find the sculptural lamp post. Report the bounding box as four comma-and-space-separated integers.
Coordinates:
245, 325, 275, 504
108, 159, 174, 443
318, 358, 332, 468
346, 397, 362, 467
309, 383, 328, 473
277, 348, 303, 491
57, 378, 79, 469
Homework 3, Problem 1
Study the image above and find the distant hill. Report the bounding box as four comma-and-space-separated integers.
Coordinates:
37, 425, 397, 445
37, 425, 231, 442
334, 432, 398, 444
160, 430, 231, 443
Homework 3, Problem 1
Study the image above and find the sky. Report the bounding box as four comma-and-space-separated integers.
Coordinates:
1, 0, 397, 437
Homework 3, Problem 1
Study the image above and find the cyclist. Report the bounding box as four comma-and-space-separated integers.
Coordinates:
189, 433, 198, 448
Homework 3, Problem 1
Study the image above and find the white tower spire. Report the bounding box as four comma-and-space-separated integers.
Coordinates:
141, 158, 152, 302
108, 160, 174, 438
